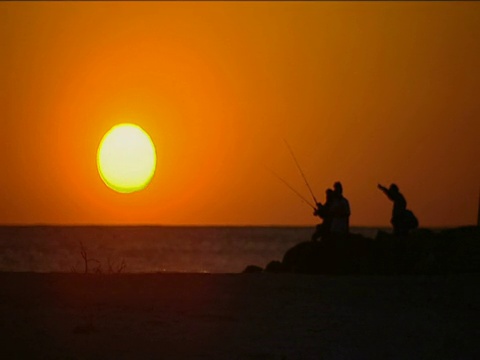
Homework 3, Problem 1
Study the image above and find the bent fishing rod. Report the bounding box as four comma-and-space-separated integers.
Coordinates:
283, 139, 318, 205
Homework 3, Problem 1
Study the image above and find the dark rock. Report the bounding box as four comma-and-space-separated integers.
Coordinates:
265, 260, 287, 273
394, 226, 480, 274
242, 265, 263, 273
282, 241, 326, 274
282, 234, 374, 274
414, 252, 439, 274
441, 226, 480, 273
270, 227, 480, 275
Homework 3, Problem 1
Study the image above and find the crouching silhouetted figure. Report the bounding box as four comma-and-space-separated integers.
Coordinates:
312, 189, 334, 241
378, 183, 418, 236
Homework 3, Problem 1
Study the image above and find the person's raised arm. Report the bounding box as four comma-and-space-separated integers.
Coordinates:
378, 184, 394, 201
378, 184, 388, 193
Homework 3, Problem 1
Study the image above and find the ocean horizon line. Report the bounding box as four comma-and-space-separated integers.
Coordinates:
0, 223, 399, 229
0, 223, 472, 230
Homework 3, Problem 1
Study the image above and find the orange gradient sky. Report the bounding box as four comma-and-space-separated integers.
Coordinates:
1, 2, 479, 227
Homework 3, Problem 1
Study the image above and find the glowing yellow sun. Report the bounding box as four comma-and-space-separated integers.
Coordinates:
97, 123, 156, 193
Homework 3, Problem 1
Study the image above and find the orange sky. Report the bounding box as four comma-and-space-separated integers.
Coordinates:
1, 2, 479, 227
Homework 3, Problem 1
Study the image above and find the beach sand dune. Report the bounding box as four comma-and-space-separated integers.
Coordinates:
1, 272, 479, 359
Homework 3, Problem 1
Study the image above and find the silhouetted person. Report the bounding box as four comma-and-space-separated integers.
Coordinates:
311, 189, 334, 241
330, 182, 350, 235
378, 183, 418, 236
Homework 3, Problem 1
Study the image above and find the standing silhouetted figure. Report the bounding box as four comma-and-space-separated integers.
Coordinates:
378, 183, 418, 236
311, 189, 334, 241
330, 182, 351, 235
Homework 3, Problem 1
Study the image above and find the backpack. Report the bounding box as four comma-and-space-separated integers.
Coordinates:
403, 209, 419, 230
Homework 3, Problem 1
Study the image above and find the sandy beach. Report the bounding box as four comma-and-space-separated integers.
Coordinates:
1, 272, 479, 360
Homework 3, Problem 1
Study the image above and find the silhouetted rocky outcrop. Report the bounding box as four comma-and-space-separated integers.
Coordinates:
282, 233, 373, 274
259, 226, 480, 275
243, 265, 263, 273
265, 260, 287, 273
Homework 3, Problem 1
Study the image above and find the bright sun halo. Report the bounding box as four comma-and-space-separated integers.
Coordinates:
97, 123, 156, 193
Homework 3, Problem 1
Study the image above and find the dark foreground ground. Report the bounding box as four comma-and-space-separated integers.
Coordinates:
0, 272, 479, 360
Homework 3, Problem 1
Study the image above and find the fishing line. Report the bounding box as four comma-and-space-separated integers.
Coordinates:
283, 139, 318, 205
265, 166, 316, 210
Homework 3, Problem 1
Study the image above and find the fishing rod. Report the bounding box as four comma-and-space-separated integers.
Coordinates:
265, 166, 316, 210
283, 139, 318, 205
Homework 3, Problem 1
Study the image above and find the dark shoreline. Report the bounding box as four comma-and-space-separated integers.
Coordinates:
1, 272, 479, 359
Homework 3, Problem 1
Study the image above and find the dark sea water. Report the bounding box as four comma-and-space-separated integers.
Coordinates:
0, 226, 380, 273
